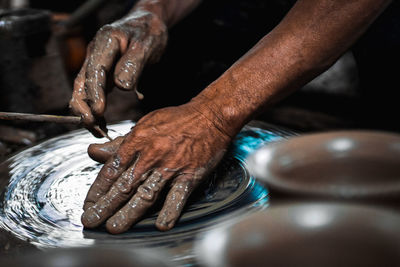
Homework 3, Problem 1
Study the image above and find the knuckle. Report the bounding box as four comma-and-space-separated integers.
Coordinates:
114, 171, 136, 195
97, 24, 114, 35
74, 72, 84, 82
97, 24, 129, 42
82, 114, 95, 125
69, 100, 79, 114
69, 98, 76, 106
101, 163, 120, 179
73, 77, 85, 90
99, 176, 115, 188
99, 156, 122, 181
137, 184, 155, 201
115, 179, 133, 195
150, 22, 167, 41
73, 82, 81, 91
136, 172, 164, 201
86, 65, 105, 78
129, 128, 147, 139
87, 41, 95, 52
116, 152, 133, 166
92, 101, 105, 114
129, 39, 144, 51
95, 25, 125, 46
151, 138, 171, 151
69, 101, 83, 115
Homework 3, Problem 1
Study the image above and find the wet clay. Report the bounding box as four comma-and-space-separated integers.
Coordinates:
80, 102, 234, 233
88, 136, 125, 163
0, 121, 293, 265
69, 3, 169, 136
73, 0, 390, 235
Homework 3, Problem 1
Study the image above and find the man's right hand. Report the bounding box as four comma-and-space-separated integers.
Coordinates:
69, 10, 168, 137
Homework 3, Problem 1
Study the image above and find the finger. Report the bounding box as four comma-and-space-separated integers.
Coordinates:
83, 142, 138, 211
70, 43, 107, 138
155, 174, 201, 231
105, 170, 170, 234
70, 45, 95, 126
83, 145, 164, 227
81, 156, 146, 228
113, 33, 149, 91
83, 132, 150, 211
92, 119, 109, 139
88, 136, 125, 163
85, 33, 120, 117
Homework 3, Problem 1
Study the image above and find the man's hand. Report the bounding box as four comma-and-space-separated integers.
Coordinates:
81, 100, 232, 233
75, 0, 392, 235
69, 10, 168, 137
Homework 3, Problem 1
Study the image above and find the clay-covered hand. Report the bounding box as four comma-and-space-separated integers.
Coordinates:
81, 101, 232, 233
69, 10, 168, 137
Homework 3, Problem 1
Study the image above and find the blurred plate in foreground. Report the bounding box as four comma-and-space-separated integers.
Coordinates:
247, 130, 400, 200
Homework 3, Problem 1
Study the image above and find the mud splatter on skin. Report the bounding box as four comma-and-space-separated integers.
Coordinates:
88, 136, 125, 163
0, 121, 295, 261
70, 0, 233, 233
69, 0, 204, 137
80, 101, 236, 233
105, 171, 168, 234
69, 7, 168, 137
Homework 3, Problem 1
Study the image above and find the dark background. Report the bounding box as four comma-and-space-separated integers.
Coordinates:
1, 0, 399, 160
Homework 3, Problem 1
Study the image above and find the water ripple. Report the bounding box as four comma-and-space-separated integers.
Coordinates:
0, 121, 295, 265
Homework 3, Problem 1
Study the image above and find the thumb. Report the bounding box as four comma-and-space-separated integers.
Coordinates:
88, 136, 125, 163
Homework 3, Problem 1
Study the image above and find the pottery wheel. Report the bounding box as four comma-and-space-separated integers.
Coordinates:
0, 121, 295, 264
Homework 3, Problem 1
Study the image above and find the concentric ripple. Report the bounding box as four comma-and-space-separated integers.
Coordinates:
0, 121, 295, 264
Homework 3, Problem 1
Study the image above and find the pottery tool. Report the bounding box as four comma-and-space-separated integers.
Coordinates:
0, 111, 111, 140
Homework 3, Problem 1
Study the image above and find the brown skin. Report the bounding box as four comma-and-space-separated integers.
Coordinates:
87, 136, 125, 163
69, 0, 201, 137
72, 0, 391, 233
83, 103, 230, 233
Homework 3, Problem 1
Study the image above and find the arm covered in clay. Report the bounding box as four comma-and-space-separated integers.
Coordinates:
69, 0, 202, 137
82, 0, 391, 233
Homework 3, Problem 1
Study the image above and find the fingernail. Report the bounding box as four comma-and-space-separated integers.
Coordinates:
83, 202, 95, 211
156, 219, 173, 231
116, 77, 132, 89
156, 211, 175, 231
81, 207, 101, 226
106, 217, 125, 234
106, 219, 119, 230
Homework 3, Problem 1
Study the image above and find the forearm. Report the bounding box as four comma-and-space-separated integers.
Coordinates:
193, 0, 391, 137
130, 0, 202, 27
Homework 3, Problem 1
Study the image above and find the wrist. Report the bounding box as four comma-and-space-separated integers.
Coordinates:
130, 0, 169, 27
131, 0, 202, 28
123, 6, 167, 30
191, 85, 252, 139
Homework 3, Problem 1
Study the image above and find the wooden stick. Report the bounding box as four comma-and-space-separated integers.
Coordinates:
0, 111, 112, 140
0, 112, 81, 124
94, 125, 112, 141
